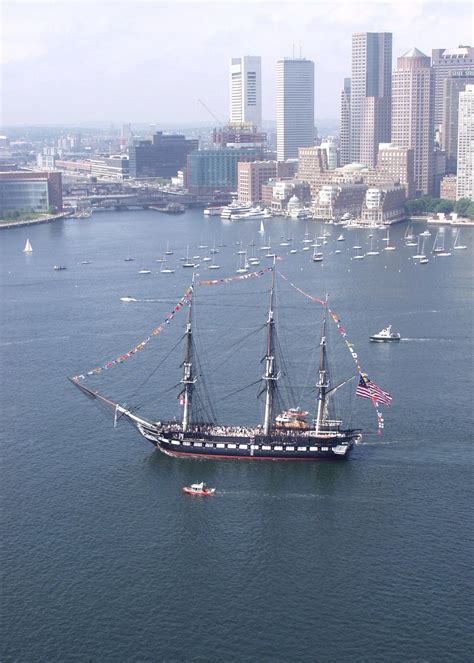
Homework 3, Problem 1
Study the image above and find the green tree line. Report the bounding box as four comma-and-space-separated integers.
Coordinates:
405, 196, 474, 219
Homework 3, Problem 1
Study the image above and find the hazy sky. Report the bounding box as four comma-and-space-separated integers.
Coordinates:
1, 0, 472, 127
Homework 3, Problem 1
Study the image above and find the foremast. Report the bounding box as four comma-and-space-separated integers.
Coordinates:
180, 276, 197, 432
315, 296, 330, 435
262, 265, 279, 435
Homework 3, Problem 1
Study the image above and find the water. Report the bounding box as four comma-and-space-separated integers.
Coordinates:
1, 211, 473, 661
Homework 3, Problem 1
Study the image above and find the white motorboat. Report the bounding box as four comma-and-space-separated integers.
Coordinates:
120, 296, 137, 302
369, 325, 401, 342
138, 269, 151, 274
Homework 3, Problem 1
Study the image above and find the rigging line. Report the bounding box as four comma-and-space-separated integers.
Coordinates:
128, 333, 185, 402
212, 378, 263, 408
196, 324, 265, 374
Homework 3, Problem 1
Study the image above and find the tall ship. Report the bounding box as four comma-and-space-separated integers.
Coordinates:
69, 268, 391, 461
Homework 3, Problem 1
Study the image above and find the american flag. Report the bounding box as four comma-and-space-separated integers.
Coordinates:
356, 375, 392, 406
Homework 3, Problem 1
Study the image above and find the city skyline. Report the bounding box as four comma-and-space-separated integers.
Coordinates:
1, 0, 472, 126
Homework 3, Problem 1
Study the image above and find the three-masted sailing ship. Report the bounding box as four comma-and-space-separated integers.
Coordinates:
70, 268, 363, 460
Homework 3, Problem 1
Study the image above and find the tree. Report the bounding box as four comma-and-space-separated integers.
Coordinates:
455, 198, 471, 217
434, 199, 454, 214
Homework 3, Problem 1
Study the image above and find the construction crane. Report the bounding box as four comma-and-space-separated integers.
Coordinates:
197, 98, 225, 126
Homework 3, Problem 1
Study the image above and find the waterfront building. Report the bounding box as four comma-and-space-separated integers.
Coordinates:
129, 132, 198, 179
0, 171, 62, 216
237, 161, 277, 203
350, 32, 392, 164
89, 155, 130, 180
431, 46, 474, 128
297, 147, 328, 198
442, 74, 474, 172
313, 183, 368, 220
276, 58, 315, 161
361, 185, 406, 224
339, 78, 351, 166
456, 84, 474, 200
439, 174, 457, 200
261, 179, 311, 213
186, 147, 262, 195
392, 48, 434, 196
230, 56, 262, 129
377, 143, 415, 199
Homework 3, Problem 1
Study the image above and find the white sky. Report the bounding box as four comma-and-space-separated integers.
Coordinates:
1, 0, 472, 126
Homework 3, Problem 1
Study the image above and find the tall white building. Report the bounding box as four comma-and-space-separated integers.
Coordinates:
351, 32, 392, 165
456, 84, 474, 200
230, 56, 262, 129
276, 58, 314, 161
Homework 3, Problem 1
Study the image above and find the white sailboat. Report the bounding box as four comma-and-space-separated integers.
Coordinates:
236, 251, 249, 274
383, 227, 396, 250
418, 237, 429, 263
258, 221, 265, 235
453, 230, 467, 250
413, 236, 425, 259
22, 238, 33, 253
432, 230, 451, 256
160, 257, 175, 274
312, 243, 323, 262
366, 235, 380, 256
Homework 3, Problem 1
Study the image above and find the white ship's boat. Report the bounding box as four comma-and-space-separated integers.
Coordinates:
369, 325, 401, 342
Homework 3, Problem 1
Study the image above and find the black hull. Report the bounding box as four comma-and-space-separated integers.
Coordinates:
136, 422, 358, 460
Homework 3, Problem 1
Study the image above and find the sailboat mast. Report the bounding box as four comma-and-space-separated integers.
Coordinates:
262, 265, 278, 435
181, 277, 196, 432
315, 297, 329, 435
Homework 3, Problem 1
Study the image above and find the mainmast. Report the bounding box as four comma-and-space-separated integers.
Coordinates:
315, 296, 330, 435
262, 265, 279, 435
181, 277, 197, 432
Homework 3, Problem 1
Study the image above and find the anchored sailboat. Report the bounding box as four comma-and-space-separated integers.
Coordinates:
70, 268, 380, 460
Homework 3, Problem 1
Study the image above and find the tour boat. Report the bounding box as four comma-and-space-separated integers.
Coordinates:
23, 238, 33, 253
369, 325, 401, 342
182, 482, 215, 496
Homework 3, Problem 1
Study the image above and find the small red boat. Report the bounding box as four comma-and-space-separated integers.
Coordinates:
182, 482, 215, 496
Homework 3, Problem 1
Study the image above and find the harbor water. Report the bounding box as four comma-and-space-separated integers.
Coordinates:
1, 210, 473, 661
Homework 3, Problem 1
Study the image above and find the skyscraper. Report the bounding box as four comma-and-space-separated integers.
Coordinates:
456, 84, 474, 200
392, 48, 434, 196
339, 78, 351, 166
350, 32, 392, 165
230, 56, 262, 129
431, 46, 474, 127
442, 74, 474, 172
276, 58, 314, 161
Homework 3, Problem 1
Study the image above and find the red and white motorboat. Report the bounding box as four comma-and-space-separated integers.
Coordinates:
182, 482, 215, 496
